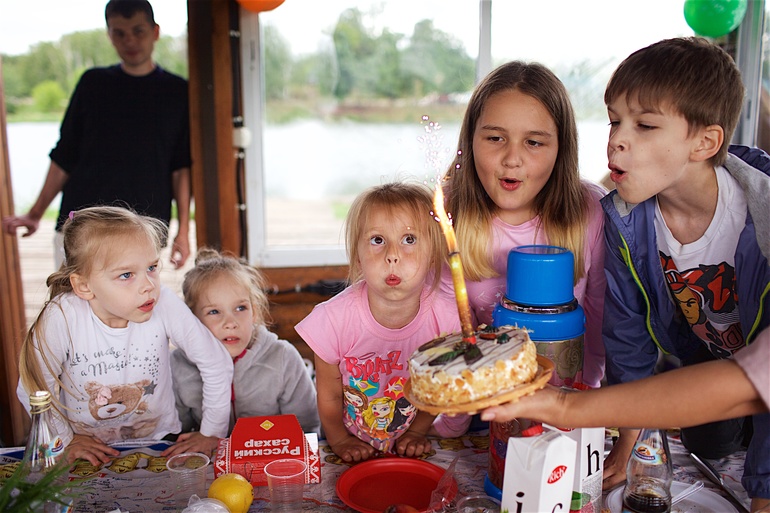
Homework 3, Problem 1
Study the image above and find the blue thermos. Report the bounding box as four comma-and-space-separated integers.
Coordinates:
486, 245, 586, 500
492, 245, 585, 387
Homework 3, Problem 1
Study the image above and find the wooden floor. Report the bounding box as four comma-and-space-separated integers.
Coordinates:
17, 219, 196, 326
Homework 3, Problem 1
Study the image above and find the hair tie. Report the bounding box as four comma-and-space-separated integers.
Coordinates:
68, 211, 76, 221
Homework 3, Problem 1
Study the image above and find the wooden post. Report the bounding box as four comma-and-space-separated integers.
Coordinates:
187, 0, 242, 254
0, 56, 31, 446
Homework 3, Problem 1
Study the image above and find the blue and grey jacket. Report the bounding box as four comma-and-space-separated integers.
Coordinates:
601, 145, 770, 386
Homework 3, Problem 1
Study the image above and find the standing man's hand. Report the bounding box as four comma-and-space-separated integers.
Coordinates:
171, 232, 190, 268
2, 213, 42, 237
3, 160, 69, 238
170, 167, 191, 269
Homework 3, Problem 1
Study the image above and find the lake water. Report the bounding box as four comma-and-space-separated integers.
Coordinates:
6, 119, 611, 249
6, 119, 611, 208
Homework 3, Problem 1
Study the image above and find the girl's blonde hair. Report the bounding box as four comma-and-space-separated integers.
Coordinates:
182, 248, 271, 345
19, 206, 167, 404
345, 181, 445, 290
444, 61, 589, 283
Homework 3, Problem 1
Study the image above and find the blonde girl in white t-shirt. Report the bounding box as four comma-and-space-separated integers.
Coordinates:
18, 206, 232, 465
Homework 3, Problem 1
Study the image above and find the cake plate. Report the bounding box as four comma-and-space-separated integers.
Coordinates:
403, 355, 554, 416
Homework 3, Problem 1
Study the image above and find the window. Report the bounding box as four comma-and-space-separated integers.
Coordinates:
242, 1, 752, 268
241, 1, 478, 267
489, 0, 690, 187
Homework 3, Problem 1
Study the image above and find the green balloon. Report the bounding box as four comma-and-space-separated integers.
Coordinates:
684, 0, 748, 38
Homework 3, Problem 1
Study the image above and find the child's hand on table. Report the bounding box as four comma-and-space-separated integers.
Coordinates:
394, 430, 431, 458
66, 434, 120, 465
330, 434, 377, 463
162, 432, 220, 458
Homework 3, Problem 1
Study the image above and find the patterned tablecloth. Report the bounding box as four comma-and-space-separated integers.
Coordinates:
0, 429, 749, 512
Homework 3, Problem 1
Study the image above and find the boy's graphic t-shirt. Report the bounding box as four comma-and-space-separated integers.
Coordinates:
655, 165, 748, 358
296, 281, 460, 451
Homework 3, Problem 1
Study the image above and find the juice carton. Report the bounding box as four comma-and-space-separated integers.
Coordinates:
501, 426, 576, 513
213, 414, 321, 486
546, 424, 604, 513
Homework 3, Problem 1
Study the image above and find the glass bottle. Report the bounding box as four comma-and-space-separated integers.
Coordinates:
621, 428, 673, 513
22, 390, 67, 513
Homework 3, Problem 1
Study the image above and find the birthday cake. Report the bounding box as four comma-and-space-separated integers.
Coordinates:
407, 325, 537, 407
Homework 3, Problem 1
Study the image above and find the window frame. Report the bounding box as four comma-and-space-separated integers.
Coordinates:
240, 2, 765, 268
239, 3, 492, 268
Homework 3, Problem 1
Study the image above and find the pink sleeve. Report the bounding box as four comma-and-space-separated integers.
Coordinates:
432, 413, 472, 438
579, 182, 608, 389
733, 330, 770, 408
295, 303, 341, 365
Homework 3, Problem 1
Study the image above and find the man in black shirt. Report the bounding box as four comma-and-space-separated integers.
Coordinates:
3, 0, 191, 269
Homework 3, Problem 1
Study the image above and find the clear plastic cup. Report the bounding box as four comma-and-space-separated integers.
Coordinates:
166, 452, 210, 509
263, 458, 306, 512
456, 493, 502, 513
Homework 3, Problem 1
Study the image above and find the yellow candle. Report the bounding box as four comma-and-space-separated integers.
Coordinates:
433, 184, 476, 343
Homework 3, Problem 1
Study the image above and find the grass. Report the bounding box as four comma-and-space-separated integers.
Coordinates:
6, 106, 65, 124
8, 98, 468, 125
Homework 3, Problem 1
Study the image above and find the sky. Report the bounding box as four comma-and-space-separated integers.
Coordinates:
0, 0, 691, 62
0, 0, 189, 55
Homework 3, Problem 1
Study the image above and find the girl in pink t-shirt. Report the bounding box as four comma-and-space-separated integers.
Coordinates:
296, 182, 461, 463
440, 61, 607, 388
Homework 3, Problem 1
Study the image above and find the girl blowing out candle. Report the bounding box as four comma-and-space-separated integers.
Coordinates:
438, 61, 607, 390
296, 182, 469, 463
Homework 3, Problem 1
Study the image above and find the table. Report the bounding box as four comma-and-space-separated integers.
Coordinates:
0, 430, 750, 512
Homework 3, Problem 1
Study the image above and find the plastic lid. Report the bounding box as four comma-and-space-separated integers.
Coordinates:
505, 245, 575, 306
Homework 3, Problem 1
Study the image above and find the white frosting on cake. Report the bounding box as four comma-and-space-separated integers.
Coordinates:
408, 325, 538, 407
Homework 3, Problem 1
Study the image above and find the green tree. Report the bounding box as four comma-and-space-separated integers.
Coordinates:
367, 29, 409, 99
19, 42, 69, 98
154, 35, 188, 78
60, 30, 116, 73
0, 55, 25, 100
402, 20, 474, 95
293, 49, 337, 98
331, 8, 376, 99
31, 80, 66, 112
263, 24, 291, 100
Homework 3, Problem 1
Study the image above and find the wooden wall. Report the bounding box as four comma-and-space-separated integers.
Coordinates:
0, 57, 31, 446
262, 266, 348, 360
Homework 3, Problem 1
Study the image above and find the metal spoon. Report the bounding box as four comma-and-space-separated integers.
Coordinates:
671, 480, 704, 506
691, 453, 751, 513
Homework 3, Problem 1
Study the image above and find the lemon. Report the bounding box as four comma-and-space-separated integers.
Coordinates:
208, 473, 254, 513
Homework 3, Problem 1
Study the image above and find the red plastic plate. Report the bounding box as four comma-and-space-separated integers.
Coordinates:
335, 457, 456, 513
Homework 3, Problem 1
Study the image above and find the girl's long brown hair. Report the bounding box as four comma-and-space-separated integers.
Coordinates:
444, 61, 588, 282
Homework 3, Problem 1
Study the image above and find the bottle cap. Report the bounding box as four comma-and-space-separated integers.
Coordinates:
520, 423, 544, 437
29, 390, 52, 407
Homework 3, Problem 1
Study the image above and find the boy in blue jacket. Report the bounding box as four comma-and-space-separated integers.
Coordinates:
601, 37, 770, 512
